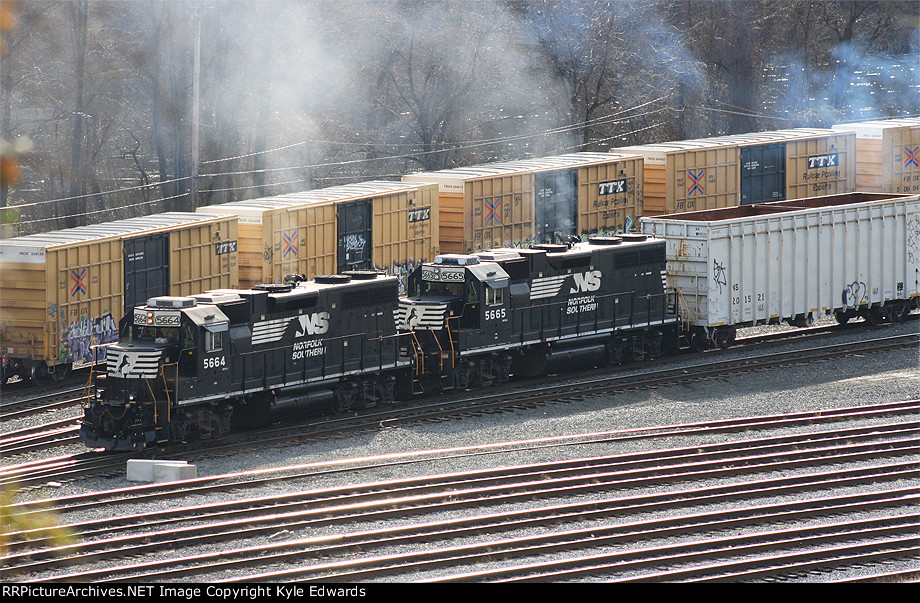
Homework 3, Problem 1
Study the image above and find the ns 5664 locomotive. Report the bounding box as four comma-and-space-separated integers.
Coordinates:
80, 235, 679, 451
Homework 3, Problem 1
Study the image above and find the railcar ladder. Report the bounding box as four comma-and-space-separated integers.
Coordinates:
674, 289, 692, 350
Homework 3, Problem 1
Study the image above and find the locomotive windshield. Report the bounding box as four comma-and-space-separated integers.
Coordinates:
122, 324, 194, 346
418, 280, 464, 297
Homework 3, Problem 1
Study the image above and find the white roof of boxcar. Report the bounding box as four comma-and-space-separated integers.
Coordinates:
0, 212, 229, 249
403, 151, 642, 184
200, 180, 426, 215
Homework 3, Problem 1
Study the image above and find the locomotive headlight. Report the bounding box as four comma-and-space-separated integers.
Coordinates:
146, 312, 154, 325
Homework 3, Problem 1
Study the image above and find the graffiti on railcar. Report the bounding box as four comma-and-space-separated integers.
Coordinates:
59, 312, 119, 366
712, 259, 727, 295
842, 281, 868, 308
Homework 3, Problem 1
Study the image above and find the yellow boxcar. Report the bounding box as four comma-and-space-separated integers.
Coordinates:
614, 140, 739, 214
0, 213, 238, 380
617, 127, 856, 214
832, 118, 920, 194
404, 152, 644, 253
197, 181, 439, 290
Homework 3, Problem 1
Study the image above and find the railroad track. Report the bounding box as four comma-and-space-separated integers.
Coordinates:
0, 387, 85, 420
1, 331, 916, 487
4, 407, 917, 582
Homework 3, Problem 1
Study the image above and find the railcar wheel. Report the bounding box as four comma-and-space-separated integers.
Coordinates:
714, 327, 735, 349
866, 306, 886, 326
790, 313, 815, 328
834, 310, 850, 324
887, 302, 907, 324
50, 363, 72, 381
29, 362, 49, 385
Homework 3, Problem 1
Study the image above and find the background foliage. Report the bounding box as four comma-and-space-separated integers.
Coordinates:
1, 0, 917, 234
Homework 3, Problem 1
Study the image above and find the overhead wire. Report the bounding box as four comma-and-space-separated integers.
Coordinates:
5, 96, 828, 228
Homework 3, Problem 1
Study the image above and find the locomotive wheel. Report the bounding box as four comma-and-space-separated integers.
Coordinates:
332, 387, 357, 414
476, 359, 494, 387
453, 362, 475, 389
361, 381, 378, 409
602, 344, 622, 367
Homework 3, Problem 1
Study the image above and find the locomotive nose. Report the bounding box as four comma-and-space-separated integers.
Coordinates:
397, 300, 449, 331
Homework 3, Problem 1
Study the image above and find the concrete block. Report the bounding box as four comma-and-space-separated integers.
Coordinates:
127, 459, 196, 482
152, 461, 197, 483
126, 459, 158, 482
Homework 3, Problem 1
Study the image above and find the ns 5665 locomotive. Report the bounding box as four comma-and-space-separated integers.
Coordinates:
80, 235, 679, 451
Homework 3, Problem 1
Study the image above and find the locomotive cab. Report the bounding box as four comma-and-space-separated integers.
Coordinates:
399, 253, 515, 390
402, 253, 511, 335
81, 295, 233, 450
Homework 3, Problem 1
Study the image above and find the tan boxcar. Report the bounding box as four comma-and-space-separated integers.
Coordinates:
617, 127, 856, 214
197, 181, 439, 289
731, 128, 856, 202
832, 118, 920, 194
404, 152, 644, 253
613, 139, 739, 215
0, 212, 239, 380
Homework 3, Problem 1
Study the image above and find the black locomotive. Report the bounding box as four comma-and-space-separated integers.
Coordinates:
80, 236, 679, 451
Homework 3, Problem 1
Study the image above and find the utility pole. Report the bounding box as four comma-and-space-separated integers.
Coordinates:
189, 6, 200, 210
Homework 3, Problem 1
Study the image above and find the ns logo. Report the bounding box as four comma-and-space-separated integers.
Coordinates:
570, 270, 602, 294
296, 312, 330, 336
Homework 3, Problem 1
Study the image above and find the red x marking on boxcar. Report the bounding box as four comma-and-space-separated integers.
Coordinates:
484, 197, 502, 225
282, 230, 298, 258
70, 268, 87, 297
688, 170, 705, 196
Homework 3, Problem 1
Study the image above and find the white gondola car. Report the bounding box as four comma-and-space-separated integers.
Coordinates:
640, 192, 920, 349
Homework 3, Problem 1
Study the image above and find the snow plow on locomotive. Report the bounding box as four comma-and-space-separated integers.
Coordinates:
80, 235, 680, 451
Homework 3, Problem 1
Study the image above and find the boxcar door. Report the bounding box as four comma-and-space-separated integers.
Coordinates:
535, 169, 578, 244
124, 233, 169, 311
741, 143, 785, 205
337, 199, 373, 273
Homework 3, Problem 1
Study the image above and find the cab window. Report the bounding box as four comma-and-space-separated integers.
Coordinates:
205, 330, 222, 353
486, 286, 504, 306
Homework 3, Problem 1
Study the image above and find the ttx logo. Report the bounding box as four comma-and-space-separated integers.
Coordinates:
807, 153, 838, 169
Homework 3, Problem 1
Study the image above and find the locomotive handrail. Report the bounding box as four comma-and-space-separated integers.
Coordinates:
232, 329, 410, 388
505, 287, 670, 344
409, 331, 425, 377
